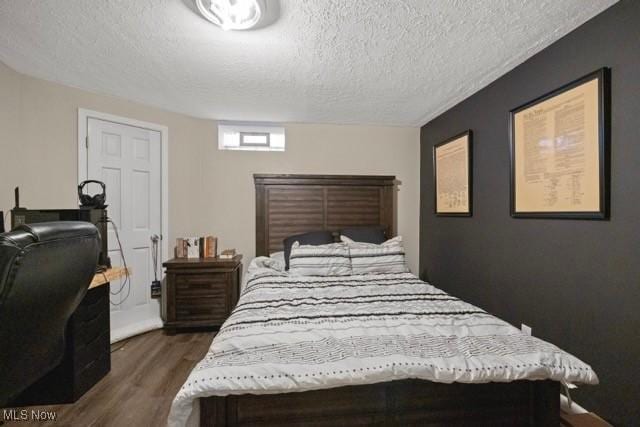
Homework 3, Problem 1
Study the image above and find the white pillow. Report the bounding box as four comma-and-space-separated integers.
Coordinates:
249, 256, 285, 273
270, 251, 285, 263
340, 235, 409, 275
288, 242, 351, 276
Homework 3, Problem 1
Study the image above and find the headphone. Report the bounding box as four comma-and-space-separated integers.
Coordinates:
78, 180, 107, 208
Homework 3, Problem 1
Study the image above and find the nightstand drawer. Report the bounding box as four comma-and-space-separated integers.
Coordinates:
175, 298, 230, 322
175, 273, 229, 296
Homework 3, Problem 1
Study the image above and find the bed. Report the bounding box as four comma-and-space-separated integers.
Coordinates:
168, 174, 597, 427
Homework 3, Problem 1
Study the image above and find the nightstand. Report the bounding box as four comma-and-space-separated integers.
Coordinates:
162, 255, 242, 334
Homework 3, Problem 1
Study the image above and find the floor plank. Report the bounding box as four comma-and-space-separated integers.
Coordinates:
2, 330, 214, 427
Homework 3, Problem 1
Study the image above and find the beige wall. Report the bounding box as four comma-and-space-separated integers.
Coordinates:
0, 62, 420, 272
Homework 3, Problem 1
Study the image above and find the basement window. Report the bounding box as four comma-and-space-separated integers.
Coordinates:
218, 123, 285, 152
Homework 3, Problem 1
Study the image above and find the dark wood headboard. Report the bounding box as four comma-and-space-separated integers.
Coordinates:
254, 174, 396, 256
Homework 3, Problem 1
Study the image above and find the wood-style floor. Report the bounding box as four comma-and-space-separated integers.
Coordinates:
4, 330, 214, 427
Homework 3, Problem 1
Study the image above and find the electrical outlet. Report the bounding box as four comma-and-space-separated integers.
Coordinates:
521, 324, 532, 336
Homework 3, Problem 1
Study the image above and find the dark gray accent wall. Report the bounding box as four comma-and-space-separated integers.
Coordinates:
419, 1, 639, 425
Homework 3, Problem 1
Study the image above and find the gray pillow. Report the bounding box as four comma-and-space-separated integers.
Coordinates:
340, 226, 386, 244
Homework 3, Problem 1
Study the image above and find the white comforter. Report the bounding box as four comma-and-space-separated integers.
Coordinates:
168, 260, 598, 426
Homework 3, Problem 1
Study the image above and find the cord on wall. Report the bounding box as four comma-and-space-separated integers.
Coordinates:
94, 215, 131, 306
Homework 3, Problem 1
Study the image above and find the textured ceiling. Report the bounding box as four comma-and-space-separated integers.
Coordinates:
0, 0, 617, 126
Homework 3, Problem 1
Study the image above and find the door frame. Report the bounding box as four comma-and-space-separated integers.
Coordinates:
78, 108, 169, 341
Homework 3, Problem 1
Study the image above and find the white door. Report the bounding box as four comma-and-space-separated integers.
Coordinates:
86, 117, 163, 342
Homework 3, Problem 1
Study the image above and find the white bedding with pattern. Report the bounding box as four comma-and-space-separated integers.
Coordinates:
168, 259, 598, 427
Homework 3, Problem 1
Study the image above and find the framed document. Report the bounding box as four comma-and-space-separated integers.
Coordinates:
510, 68, 610, 219
433, 130, 472, 216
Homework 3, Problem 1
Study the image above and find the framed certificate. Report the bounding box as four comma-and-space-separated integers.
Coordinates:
510, 68, 610, 219
433, 130, 472, 216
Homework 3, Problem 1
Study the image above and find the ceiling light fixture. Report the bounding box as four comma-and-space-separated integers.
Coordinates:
195, 0, 264, 31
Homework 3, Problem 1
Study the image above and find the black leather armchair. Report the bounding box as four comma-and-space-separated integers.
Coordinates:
0, 222, 100, 406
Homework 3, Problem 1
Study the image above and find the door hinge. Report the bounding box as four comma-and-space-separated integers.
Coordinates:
85, 136, 89, 148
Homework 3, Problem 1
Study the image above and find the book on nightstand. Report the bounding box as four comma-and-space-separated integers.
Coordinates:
175, 238, 186, 258
199, 236, 218, 258
219, 249, 236, 259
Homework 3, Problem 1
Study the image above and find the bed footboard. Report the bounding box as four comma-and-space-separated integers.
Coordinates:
200, 379, 559, 426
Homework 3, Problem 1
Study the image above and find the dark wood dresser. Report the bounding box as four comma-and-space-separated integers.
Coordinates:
12, 267, 128, 405
163, 256, 242, 333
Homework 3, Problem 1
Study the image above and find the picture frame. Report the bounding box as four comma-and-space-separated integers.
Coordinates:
433, 130, 473, 217
509, 68, 610, 219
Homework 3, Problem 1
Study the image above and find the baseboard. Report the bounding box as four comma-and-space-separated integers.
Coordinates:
559, 393, 612, 426
110, 317, 163, 343
561, 411, 612, 427
560, 393, 588, 414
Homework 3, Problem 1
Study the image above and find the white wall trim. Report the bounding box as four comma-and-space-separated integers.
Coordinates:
110, 317, 164, 344
78, 108, 169, 340
560, 393, 589, 415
